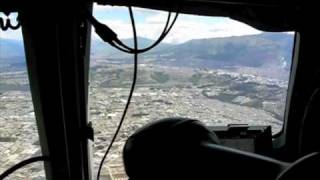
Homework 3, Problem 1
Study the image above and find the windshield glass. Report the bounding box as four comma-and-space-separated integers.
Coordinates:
89, 6, 294, 179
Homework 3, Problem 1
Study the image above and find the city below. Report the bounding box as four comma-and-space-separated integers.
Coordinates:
0, 32, 292, 179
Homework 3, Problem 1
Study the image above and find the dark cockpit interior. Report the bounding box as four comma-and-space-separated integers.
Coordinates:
1, 0, 320, 179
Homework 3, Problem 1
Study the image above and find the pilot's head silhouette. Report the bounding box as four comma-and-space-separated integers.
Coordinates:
123, 117, 219, 179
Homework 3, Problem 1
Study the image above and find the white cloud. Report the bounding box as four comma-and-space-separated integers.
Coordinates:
93, 11, 261, 44
0, 29, 22, 40
145, 11, 170, 24
93, 5, 158, 14
286, 31, 295, 35
93, 5, 119, 13
132, 7, 164, 16
164, 16, 261, 43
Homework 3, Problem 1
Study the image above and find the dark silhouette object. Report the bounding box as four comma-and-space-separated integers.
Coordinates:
276, 152, 320, 180
299, 88, 320, 156
123, 118, 320, 180
123, 118, 220, 180
124, 118, 314, 180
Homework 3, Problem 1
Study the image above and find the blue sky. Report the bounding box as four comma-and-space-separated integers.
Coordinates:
92, 5, 261, 43
1, 5, 262, 43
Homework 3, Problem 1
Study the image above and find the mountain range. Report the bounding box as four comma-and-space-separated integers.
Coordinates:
91, 33, 294, 71
0, 32, 294, 75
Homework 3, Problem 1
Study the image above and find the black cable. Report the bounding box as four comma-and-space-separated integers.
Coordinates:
0, 14, 21, 31
96, 6, 139, 180
0, 156, 50, 180
7, 15, 21, 30
110, 41, 132, 53
0, 18, 8, 31
114, 11, 179, 54
87, 8, 179, 54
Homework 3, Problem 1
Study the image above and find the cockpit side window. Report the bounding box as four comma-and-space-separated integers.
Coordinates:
0, 12, 46, 179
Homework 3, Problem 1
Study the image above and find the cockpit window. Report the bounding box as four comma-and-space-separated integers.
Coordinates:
89, 6, 294, 179
0, 13, 45, 179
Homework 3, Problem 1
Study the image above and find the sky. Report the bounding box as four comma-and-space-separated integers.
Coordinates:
0, 12, 23, 40
0, 5, 262, 44
92, 6, 261, 44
